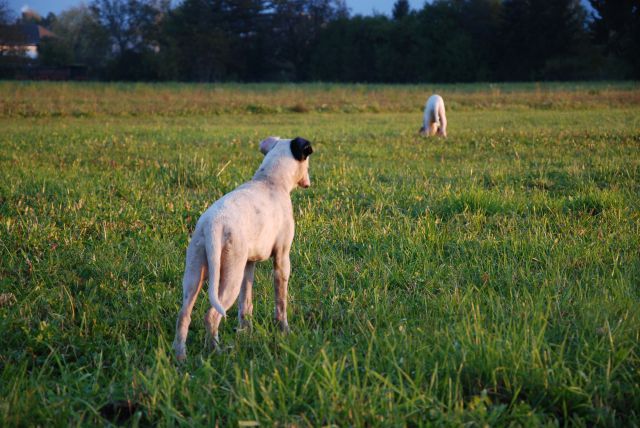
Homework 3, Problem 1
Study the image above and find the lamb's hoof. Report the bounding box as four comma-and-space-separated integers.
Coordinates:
174, 342, 187, 362
277, 321, 290, 334
205, 336, 222, 354
237, 319, 253, 333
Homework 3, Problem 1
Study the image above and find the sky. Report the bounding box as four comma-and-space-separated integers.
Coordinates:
6, 0, 426, 18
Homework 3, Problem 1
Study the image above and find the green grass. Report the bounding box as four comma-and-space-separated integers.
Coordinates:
1, 81, 639, 117
1, 82, 639, 426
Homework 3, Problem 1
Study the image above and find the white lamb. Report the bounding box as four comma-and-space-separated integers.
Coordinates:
419, 94, 447, 137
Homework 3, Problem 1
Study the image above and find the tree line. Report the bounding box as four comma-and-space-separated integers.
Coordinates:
1, 0, 638, 82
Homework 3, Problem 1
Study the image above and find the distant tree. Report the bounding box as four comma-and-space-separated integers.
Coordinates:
91, 0, 169, 79
0, 0, 14, 24
589, 0, 640, 77
392, 0, 410, 20
43, 5, 109, 72
41, 12, 57, 27
311, 0, 494, 82
499, 0, 590, 80
0, 2, 26, 77
222, 0, 269, 80
162, 0, 266, 81
385, 12, 421, 81
267, 0, 348, 80
38, 37, 74, 67
91, 0, 168, 54
311, 15, 393, 81
413, 1, 479, 82
456, 0, 502, 80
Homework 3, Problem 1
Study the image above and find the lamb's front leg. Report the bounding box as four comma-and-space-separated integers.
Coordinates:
273, 251, 291, 333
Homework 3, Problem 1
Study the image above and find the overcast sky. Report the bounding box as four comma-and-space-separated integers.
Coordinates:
7, 0, 427, 18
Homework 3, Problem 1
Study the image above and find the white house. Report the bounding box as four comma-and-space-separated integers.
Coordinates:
0, 23, 56, 59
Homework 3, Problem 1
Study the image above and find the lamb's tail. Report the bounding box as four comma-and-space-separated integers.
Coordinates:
204, 226, 227, 317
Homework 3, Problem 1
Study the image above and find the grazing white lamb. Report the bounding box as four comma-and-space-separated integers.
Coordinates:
419, 94, 447, 137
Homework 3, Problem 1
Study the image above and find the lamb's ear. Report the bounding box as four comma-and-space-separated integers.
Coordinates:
290, 137, 313, 161
259, 136, 279, 155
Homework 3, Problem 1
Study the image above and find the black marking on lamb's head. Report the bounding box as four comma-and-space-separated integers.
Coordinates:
290, 137, 313, 161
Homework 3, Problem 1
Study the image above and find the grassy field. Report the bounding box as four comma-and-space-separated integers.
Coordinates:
1, 81, 639, 426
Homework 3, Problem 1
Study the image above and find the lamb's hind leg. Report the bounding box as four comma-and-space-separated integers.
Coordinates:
204, 250, 246, 352
238, 261, 256, 331
173, 241, 207, 361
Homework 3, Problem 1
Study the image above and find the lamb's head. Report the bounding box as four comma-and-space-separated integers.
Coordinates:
256, 136, 313, 191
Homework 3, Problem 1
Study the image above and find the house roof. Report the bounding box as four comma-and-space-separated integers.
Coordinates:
0, 24, 56, 46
